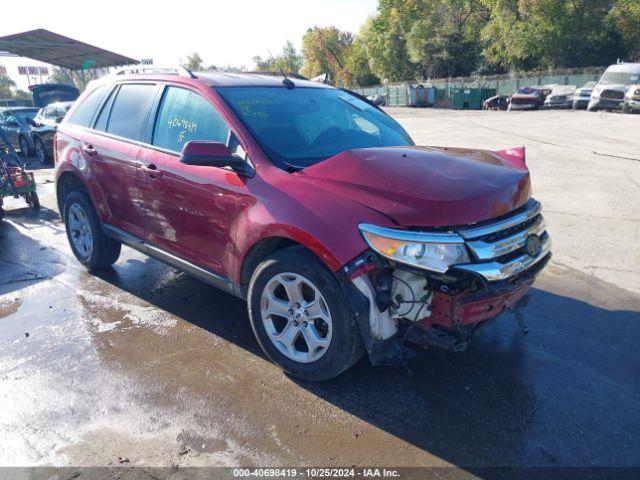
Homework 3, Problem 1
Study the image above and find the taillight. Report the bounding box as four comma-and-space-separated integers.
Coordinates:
53, 132, 58, 164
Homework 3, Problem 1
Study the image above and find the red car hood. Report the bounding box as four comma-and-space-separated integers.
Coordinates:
297, 146, 531, 227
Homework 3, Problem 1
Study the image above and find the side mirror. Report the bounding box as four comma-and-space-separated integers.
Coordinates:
55, 116, 64, 124
26, 118, 37, 127
180, 141, 251, 175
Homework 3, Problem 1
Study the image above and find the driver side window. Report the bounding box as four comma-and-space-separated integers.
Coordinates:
152, 87, 230, 153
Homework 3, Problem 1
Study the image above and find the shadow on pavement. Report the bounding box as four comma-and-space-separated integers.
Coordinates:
0, 207, 65, 296
94, 255, 640, 470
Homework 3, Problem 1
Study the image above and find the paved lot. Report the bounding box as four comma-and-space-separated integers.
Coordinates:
1, 110, 639, 473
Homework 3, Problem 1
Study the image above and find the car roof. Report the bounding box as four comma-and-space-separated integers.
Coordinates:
105, 71, 332, 89
604, 63, 640, 73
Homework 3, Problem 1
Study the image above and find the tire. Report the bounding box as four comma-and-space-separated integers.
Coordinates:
34, 137, 49, 164
18, 136, 31, 157
247, 246, 364, 381
64, 190, 121, 270
26, 191, 40, 210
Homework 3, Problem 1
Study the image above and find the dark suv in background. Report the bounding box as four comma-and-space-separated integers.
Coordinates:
0, 107, 39, 156
30, 101, 74, 163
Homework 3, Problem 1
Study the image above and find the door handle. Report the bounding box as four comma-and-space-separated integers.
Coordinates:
140, 164, 163, 178
82, 144, 97, 156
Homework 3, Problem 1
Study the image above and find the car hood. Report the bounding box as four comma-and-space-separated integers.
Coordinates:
296, 146, 531, 227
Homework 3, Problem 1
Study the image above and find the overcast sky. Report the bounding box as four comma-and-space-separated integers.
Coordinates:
2, 0, 379, 82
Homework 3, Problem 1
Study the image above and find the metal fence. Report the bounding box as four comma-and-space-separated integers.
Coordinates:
354, 68, 605, 107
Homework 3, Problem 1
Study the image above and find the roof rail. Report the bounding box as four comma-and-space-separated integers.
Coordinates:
114, 65, 197, 79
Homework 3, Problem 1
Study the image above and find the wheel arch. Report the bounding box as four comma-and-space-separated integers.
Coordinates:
56, 170, 88, 220
239, 236, 313, 297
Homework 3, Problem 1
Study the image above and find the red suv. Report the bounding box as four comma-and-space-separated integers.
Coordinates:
55, 68, 551, 381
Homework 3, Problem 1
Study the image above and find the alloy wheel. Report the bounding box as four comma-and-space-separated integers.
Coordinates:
68, 203, 93, 259
260, 272, 333, 363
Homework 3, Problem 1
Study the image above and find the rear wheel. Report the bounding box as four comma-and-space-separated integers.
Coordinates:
25, 191, 40, 210
64, 190, 121, 270
248, 247, 364, 381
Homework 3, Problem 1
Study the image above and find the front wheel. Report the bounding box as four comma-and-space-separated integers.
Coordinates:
34, 137, 48, 164
19, 136, 31, 157
64, 190, 121, 270
248, 247, 364, 381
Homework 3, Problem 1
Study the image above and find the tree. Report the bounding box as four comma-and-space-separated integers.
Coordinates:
609, 0, 640, 61
360, 7, 417, 82
183, 52, 203, 71
343, 38, 380, 86
406, 0, 486, 78
253, 41, 303, 73
300, 26, 354, 85
0, 74, 17, 99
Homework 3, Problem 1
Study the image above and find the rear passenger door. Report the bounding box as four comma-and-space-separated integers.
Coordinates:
84, 82, 160, 239
136, 85, 240, 277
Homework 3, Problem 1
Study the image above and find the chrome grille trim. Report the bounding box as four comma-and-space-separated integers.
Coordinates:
453, 198, 551, 281
458, 199, 541, 240
466, 217, 546, 260
455, 234, 552, 282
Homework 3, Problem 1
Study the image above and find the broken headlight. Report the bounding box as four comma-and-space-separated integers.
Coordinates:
359, 224, 470, 273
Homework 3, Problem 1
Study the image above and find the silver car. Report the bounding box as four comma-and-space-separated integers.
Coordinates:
623, 85, 640, 113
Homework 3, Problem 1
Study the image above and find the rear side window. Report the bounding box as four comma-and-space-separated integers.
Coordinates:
152, 87, 229, 153
66, 85, 110, 127
106, 84, 157, 141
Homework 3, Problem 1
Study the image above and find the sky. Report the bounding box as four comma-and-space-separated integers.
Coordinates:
1, 0, 379, 90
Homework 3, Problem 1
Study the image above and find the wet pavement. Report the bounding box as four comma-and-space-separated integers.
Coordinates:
1, 111, 640, 473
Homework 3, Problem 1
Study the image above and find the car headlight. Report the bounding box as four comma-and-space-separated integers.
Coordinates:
359, 224, 470, 273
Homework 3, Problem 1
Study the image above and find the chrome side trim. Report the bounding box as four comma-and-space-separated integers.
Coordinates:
466, 217, 546, 260
359, 223, 464, 244
103, 224, 236, 296
458, 199, 541, 240
455, 234, 552, 282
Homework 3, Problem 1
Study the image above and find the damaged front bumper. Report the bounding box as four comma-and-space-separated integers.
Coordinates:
342, 199, 552, 364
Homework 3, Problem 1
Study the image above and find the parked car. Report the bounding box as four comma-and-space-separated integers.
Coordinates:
482, 94, 509, 110
572, 81, 597, 109
366, 94, 386, 106
622, 85, 640, 113
0, 107, 39, 156
508, 86, 554, 110
544, 85, 577, 109
29, 83, 79, 108
30, 101, 74, 163
56, 70, 551, 381
589, 63, 640, 111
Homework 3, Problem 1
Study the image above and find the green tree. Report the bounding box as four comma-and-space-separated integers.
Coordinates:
343, 38, 380, 86
609, 0, 640, 61
360, 6, 418, 82
253, 41, 303, 73
183, 52, 203, 71
406, 0, 486, 78
300, 26, 354, 85
0, 74, 17, 99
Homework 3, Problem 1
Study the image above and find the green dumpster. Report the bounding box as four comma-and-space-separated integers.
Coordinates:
450, 87, 497, 110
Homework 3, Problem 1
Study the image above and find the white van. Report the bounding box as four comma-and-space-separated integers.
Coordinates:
589, 63, 640, 111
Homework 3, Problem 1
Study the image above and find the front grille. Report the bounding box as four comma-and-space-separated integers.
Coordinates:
454, 199, 552, 282
602, 90, 625, 100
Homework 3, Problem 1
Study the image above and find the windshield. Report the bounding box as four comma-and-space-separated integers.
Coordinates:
599, 70, 640, 86
516, 87, 539, 95
217, 87, 413, 169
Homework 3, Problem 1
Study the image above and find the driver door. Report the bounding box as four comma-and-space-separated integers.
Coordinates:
137, 85, 243, 278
